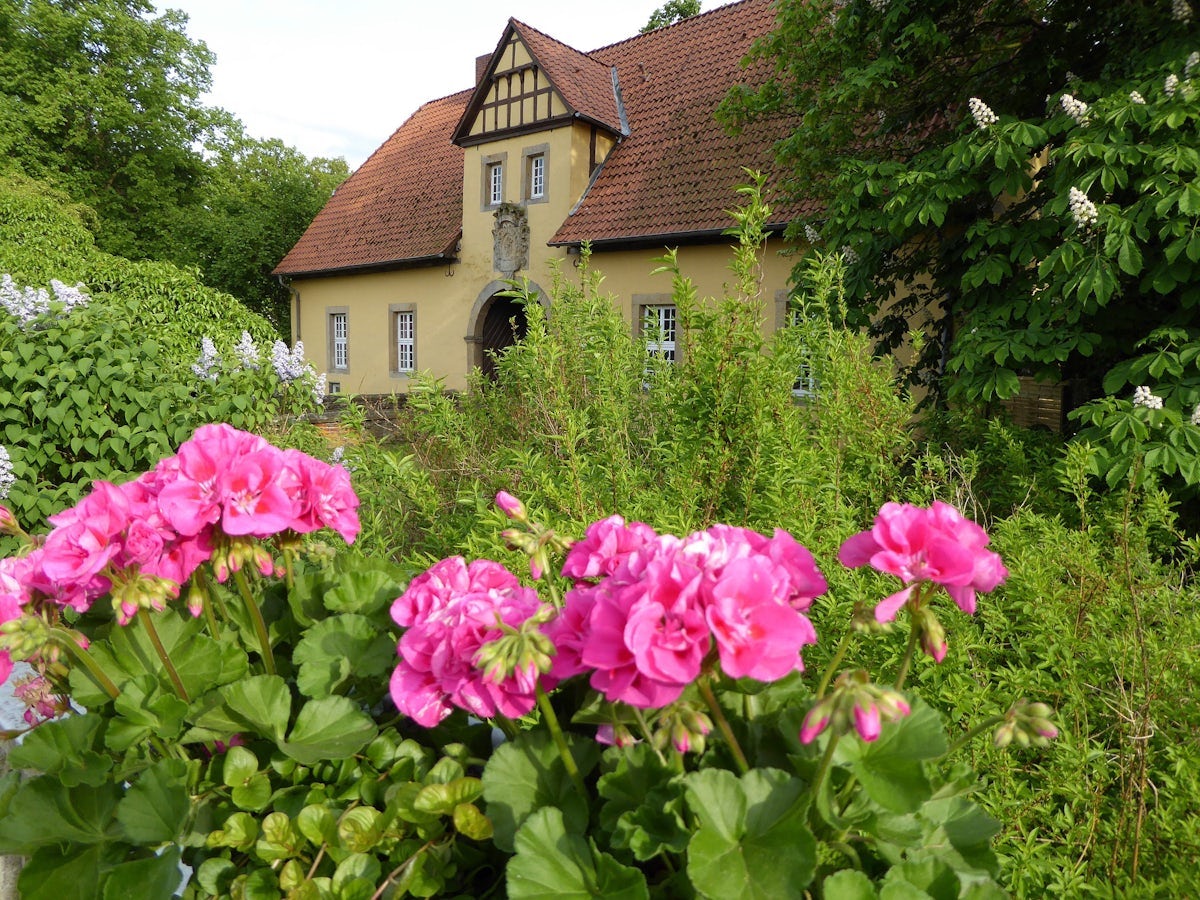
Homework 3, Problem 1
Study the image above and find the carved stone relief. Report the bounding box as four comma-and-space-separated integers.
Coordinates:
492, 203, 530, 276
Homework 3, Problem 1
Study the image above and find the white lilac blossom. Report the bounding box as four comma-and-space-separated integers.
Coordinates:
270, 340, 311, 383
330, 445, 355, 472
1059, 93, 1090, 124
191, 337, 220, 383
0, 274, 90, 325
1173, 0, 1193, 23
1133, 386, 1164, 410
968, 97, 999, 129
312, 372, 328, 405
1129, 90, 1146, 104
1068, 187, 1099, 230
233, 331, 260, 370
0, 445, 14, 500
840, 245, 859, 266
1165, 73, 1180, 96
804, 224, 822, 244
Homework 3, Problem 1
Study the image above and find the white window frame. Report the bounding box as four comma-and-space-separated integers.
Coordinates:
488, 161, 504, 205
642, 304, 677, 363
529, 154, 545, 199
787, 306, 818, 400
390, 305, 415, 376
328, 308, 349, 371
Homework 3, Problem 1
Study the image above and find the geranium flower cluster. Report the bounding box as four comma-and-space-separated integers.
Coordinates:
0, 274, 89, 326
1059, 93, 1090, 124
547, 517, 827, 708
968, 97, 998, 130
838, 500, 1007, 625
389, 557, 550, 726
1068, 187, 1099, 230
0, 424, 359, 629
1133, 385, 1164, 409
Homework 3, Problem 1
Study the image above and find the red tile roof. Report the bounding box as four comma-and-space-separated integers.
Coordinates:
553, 0, 813, 245
276, 0, 812, 276
509, 19, 624, 136
273, 90, 470, 277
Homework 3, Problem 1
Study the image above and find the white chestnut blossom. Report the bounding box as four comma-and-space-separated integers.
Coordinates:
1129, 90, 1146, 104
1172, 0, 1193, 23
1133, 386, 1164, 409
1191, 404, 1200, 426
1068, 187, 1099, 230
867, 0, 889, 11
233, 331, 260, 370
1186, 51, 1199, 76
1166, 73, 1180, 96
804, 224, 822, 244
840, 245, 859, 266
968, 97, 999, 129
191, 337, 220, 383
1060, 93, 1090, 124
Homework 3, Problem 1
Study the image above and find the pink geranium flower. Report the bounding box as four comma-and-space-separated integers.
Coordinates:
839, 501, 1007, 622
389, 557, 548, 725
561, 515, 658, 582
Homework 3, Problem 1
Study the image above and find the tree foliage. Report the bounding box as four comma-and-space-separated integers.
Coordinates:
0, 0, 346, 333
641, 0, 701, 33
723, 0, 1200, 406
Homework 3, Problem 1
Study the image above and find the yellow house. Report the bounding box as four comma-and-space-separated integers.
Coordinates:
274, 0, 811, 394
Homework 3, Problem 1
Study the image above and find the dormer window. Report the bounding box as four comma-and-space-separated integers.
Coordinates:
487, 161, 503, 205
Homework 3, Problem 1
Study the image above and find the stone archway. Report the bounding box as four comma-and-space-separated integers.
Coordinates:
465, 280, 546, 379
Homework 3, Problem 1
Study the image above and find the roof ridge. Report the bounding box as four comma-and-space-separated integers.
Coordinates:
509, 17, 608, 66
587, 0, 763, 54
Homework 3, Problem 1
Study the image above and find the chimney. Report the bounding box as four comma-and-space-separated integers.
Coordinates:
475, 54, 491, 85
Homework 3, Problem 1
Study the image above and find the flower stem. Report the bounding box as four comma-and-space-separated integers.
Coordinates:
535, 683, 588, 799
698, 676, 750, 774
631, 706, 667, 765
234, 568, 276, 675
137, 609, 190, 703
893, 590, 925, 691
817, 630, 853, 700
811, 731, 841, 810
52, 629, 119, 700
944, 715, 1006, 757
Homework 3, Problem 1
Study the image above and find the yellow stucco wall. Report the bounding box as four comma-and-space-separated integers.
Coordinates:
290, 233, 798, 395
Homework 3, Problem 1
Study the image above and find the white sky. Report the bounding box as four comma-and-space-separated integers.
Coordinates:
161, 1, 707, 169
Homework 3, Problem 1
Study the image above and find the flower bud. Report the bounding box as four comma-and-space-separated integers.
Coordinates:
597, 723, 638, 747
0, 504, 20, 536
914, 606, 948, 663
495, 491, 526, 521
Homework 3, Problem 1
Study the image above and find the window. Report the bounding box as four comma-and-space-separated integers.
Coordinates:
390, 305, 415, 375
487, 161, 503, 205
528, 154, 545, 199
787, 306, 818, 400
521, 144, 549, 204
642, 304, 677, 363
328, 309, 348, 371
328, 381, 341, 395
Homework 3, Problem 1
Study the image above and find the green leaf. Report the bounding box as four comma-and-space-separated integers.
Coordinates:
322, 561, 404, 615
507, 807, 649, 899
196, 857, 238, 896
116, 758, 190, 843
0, 778, 121, 853
280, 695, 378, 765
413, 776, 485, 815
599, 745, 689, 861
482, 729, 601, 852
102, 847, 183, 900
293, 613, 396, 698
222, 744, 261, 788
453, 802, 494, 841
824, 870, 879, 899
685, 768, 816, 899
6, 713, 112, 787
223, 674, 292, 741
17, 844, 107, 900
